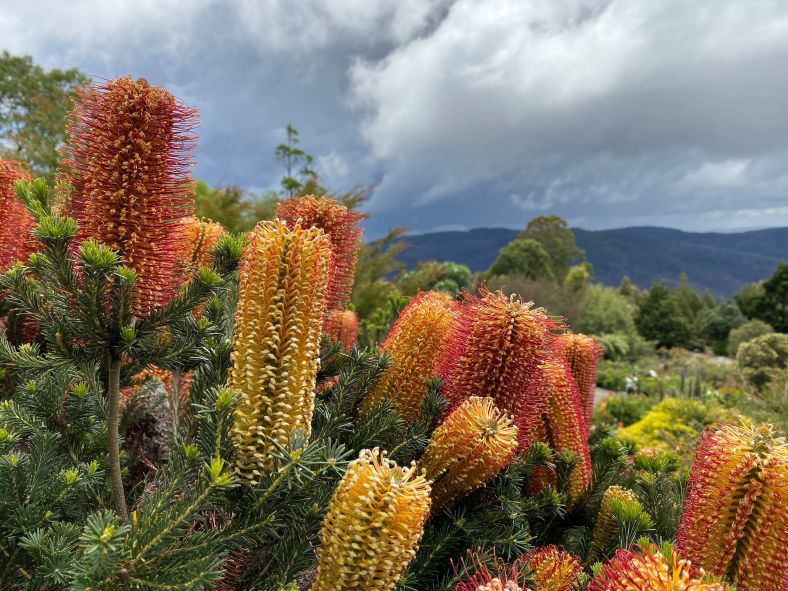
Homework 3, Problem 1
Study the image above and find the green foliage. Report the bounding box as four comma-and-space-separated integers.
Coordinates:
595, 394, 656, 427
518, 214, 585, 280
734, 281, 764, 319
699, 301, 746, 355
736, 332, 788, 390
0, 51, 87, 181
193, 180, 278, 233
275, 123, 317, 197
487, 238, 555, 281
399, 260, 471, 296
564, 263, 592, 292
755, 261, 788, 332
728, 319, 773, 357
635, 283, 692, 349
617, 398, 711, 458
352, 227, 406, 321
575, 285, 637, 337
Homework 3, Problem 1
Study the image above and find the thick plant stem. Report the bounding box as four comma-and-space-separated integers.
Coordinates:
107, 356, 128, 519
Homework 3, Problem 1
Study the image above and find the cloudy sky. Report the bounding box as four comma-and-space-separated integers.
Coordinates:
3, 0, 788, 237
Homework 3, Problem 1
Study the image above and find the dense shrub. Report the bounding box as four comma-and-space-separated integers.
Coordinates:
736, 332, 788, 389
728, 319, 773, 356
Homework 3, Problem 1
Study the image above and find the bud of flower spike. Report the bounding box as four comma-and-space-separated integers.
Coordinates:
556, 332, 601, 432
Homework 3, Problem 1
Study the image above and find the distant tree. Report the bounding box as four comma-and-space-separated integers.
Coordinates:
575, 284, 637, 337
755, 262, 788, 332
728, 319, 774, 357
352, 227, 407, 320
519, 215, 584, 280
399, 260, 470, 296
737, 332, 788, 389
564, 262, 592, 292
193, 180, 278, 233
275, 123, 317, 197
635, 282, 693, 348
699, 301, 746, 355
487, 238, 555, 281
675, 273, 708, 322
0, 51, 87, 181
734, 281, 765, 319
618, 275, 641, 303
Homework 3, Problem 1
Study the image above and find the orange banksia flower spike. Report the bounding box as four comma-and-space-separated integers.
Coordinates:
439, 289, 557, 449
530, 358, 592, 504
276, 194, 363, 313
229, 220, 332, 485
452, 551, 526, 591
557, 332, 601, 432
311, 448, 431, 591
176, 216, 227, 277
361, 291, 457, 423
676, 422, 788, 591
0, 160, 35, 272
588, 542, 733, 591
524, 545, 585, 591
419, 396, 518, 511
587, 486, 642, 563
324, 308, 359, 350
58, 77, 197, 317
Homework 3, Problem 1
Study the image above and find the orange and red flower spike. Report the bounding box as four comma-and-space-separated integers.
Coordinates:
452, 551, 526, 591
531, 358, 592, 505
588, 542, 732, 591
58, 77, 196, 317
524, 545, 585, 591
419, 396, 518, 511
324, 309, 359, 351
677, 422, 788, 591
176, 216, 227, 277
0, 160, 35, 272
361, 291, 457, 423
556, 332, 601, 432
276, 194, 363, 313
439, 289, 558, 450
229, 220, 332, 485
311, 448, 431, 591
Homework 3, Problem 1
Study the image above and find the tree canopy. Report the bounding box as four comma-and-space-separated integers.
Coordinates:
518, 215, 585, 280
487, 238, 555, 281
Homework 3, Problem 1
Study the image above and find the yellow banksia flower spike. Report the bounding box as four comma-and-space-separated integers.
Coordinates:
58, 77, 197, 317
440, 289, 558, 449
556, 332, 602, 433
229, 220, 332, 485
419, 396, 518, 511
524, 545, 585, 591
676, 422, 788, 591
587, 486, 642, 563
276, 194, 363, 313
361, 291, 457, 423
324, 308, 359, 350
311, 448, 431, 591
588, 542, 733, 591
531, 358, 592, 505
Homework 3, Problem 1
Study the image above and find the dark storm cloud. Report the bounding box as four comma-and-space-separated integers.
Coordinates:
3, 0, 788, 237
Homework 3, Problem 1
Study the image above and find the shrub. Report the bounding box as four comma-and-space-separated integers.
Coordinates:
617, 398, 710, 458
736, 332, 788, 389
728, 319, 773, 356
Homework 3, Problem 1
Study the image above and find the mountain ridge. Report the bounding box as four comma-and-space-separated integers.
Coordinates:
391, 226, 788, 298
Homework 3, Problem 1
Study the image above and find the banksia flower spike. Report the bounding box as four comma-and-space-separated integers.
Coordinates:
440, 289, 557, 449
588, 542, 732, 591
531, 358, 592, 504
324, 308, 359, 350
557, 332, 601, 432
452, 551, 526, 591
419, 396, 518, 511
58, 77, 196, 317
311, 448, 431, 591
229, 220, 332, 485
587, 486, 642, 563
0, 160, 35, 272
176, 216, 227, 277
525, 545, 585, 591
277, 194, 363, 313
361, 291, 456, 423
676, 422, 788, 591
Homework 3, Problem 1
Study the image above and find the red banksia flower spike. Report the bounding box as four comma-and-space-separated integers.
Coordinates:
452, 550, 526, 591
530, 358, 592, 504
419, 396, 518, 511
676, 422, 788, 591
361, 291, 457, 423
0, 160, 35, 272
588, 542, 733, 591
324, 309, 359, 350
556, 332, 602, 433
439, 288, 558, 450
58, 77, 197, 317
311, 448, 431, 591
524, 545, 585, 591
276, 194, 363, 313
229, 220, 332, 485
